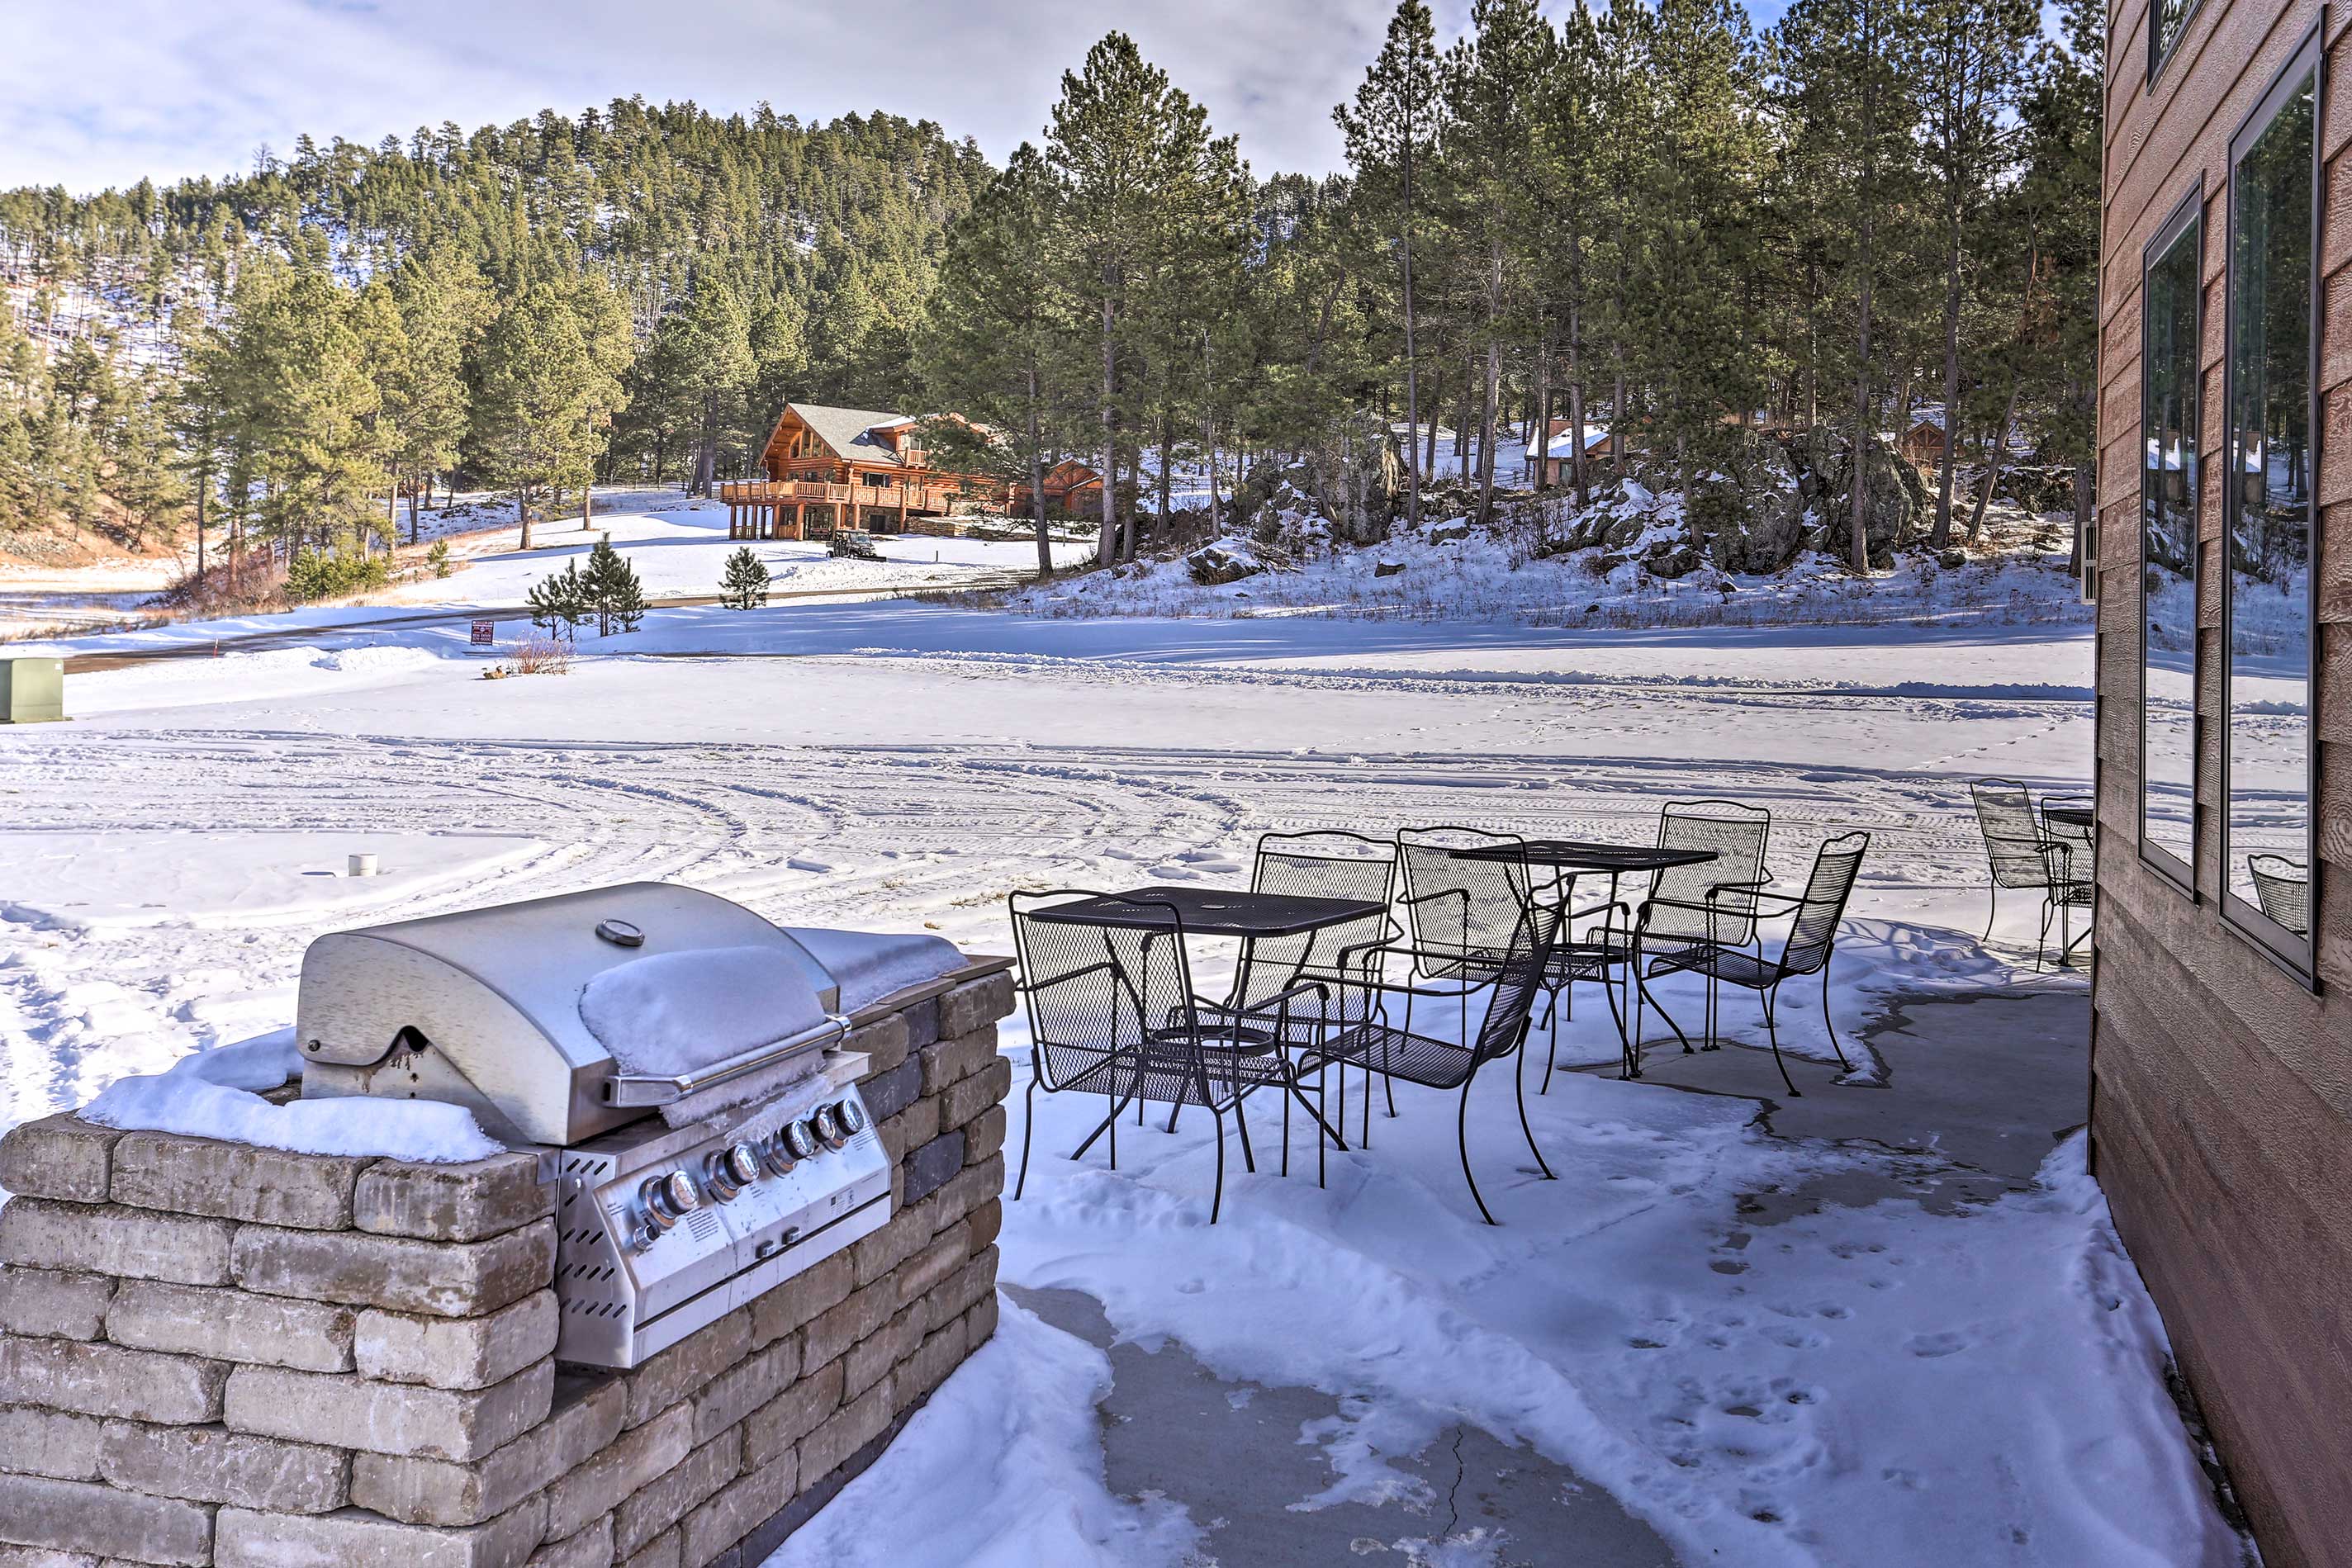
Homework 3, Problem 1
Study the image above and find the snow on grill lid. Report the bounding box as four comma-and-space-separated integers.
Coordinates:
578, 945, 829, 1078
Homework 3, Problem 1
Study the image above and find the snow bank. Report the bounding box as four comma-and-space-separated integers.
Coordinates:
783, 926, 966, 1012
79, 1029, 501, 1162
766, 1297, 1197, 1568
1008, 495, 2091, 637
577, 946, 828, 1077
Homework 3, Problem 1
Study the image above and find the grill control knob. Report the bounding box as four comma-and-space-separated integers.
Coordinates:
760, 1131, 798, 1177
836, 1097, 869, 1135
782, 1120, 818, 1161
641, 1170, 699, 1228
812, 1104, 846, 1149
723, 1142, 761, 1187
704, 1148, 752, 1201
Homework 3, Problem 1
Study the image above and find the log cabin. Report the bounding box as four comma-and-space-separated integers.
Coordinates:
2094, 1, 2347, 1561
1008, 457, 1103, 520
716, 403, 1009, 540
1896, 413, 1947, 468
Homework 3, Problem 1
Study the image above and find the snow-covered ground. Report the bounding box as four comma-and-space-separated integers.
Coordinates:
0, 580, 2246, 1566
360, 487, 1091, 608
0, 486, 1089, 645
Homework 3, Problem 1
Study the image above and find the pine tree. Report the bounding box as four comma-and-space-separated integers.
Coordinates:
1440, 0, 1553, 523
1771, 0, 1919, 571
470, 282, 625, 550
1908, 0, 2039, 547
657, 272, 756, 497
581, 538, 646, 634
921, 143, 1076, 579
1629, 0, 1768, 500
1337, 0, 1442, 528
527, 561, 590, 641
386, 246, 490, 539
1046, 34, 1249, 566
720, 544, 770, 609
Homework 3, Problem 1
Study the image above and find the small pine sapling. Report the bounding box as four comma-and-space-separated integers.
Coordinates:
581, 538, 647, 634
425, 539, 453, 578
721, 545, 770, 609
527, 561, 590, 641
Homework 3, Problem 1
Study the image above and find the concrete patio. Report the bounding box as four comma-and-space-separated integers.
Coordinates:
1010, 985, 2099, 1567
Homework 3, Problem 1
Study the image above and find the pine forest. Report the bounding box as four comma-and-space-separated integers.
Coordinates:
0, 0, 2100, 593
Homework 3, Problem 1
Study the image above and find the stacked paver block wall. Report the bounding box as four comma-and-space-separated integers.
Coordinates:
0, 967, 1016, 1568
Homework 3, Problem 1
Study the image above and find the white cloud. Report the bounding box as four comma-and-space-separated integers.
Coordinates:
0, 0, 1406, 194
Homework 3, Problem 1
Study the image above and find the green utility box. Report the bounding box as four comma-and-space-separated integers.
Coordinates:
1, 656, 65, 723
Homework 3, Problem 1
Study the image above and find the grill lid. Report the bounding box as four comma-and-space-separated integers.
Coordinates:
296, 883, 842, 1146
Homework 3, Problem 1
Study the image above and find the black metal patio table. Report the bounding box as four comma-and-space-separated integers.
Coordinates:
1445, 838, 1720, 877
1027, 885, 1391, 939
1028, 884, 1381, 1149
2042, 804, 2095, 831
1446, 839, 1724, 1076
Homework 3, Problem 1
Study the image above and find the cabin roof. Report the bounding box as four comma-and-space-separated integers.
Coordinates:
1544, 426, 1612, 456
778, 402, 922, 468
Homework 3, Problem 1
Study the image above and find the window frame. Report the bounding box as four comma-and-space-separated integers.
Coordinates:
2217, 24, 2324, 984
2137, 184, 2204, 899
2148, 0, 2204, 85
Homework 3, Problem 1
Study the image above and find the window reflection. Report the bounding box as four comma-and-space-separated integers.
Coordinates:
2223, 67, 2316, 954
2141, 213, 2199, 880
2153, 0, 2193, 71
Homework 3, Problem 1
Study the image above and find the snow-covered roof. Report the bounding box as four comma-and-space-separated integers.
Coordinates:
1544, 426, 1613, 456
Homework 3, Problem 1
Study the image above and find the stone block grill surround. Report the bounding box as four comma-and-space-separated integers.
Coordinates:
0, 966, 1016, 1568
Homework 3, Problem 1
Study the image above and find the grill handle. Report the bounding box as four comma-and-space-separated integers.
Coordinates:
600, 1015, 851, 1108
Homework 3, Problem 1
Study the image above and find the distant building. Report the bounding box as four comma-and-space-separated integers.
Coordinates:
1898, 414, 1947, 468
1528, 422, 1615, 486
718, 403, 1008, 539
1008, 458, 1104, 520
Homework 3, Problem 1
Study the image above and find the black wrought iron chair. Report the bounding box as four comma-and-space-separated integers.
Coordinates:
1298, 902, 1562, 1226
1190, 832, 1402, 1146
1615, 800, 1773, 1071
1207, 831, 1397, 1048
1008, 890, 1322, 1223
2248, 855, 2310, 936
1395, 827, 1624, 1092
2037, 802, 2096, 969
1971, 779, 2052, 944
1639, 831, 1871, 1096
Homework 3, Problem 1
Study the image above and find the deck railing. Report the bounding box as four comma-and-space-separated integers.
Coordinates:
717, 478, 980, 514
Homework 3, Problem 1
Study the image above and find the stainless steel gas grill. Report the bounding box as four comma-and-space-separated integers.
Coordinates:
294, 883, 897, 1368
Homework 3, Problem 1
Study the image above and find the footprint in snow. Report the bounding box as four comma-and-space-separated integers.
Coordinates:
1904, 1331, 1970, 1358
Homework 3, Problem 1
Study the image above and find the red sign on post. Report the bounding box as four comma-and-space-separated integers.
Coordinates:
470, 620, 494, 647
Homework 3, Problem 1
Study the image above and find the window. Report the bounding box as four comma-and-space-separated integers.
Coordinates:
2150, 0, 2199, 82
2140, 192, 2200, 888
2220, 35, 2320, 973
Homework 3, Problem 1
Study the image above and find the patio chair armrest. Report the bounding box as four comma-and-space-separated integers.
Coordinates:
1363, 939, 1500, 968
1357, 972, 1484, 1000
1330, 923, 1406, 964
1636, 893, 1758, 919
1015, 959, 1118, 994
1225, 978, 1330, 1016
1398, 888, 1471, 909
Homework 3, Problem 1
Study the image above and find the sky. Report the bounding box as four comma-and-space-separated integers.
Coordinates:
0, 0, 1392, 195
2, 0, 1800, 198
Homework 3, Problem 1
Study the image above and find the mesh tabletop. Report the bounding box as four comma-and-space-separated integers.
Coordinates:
1027, 886, 1389, 937
2042, 806, 2096, 829
1445, 840, 1720, 874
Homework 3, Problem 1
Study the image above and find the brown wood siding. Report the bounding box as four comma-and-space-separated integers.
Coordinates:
2096, 2, 2352, 1563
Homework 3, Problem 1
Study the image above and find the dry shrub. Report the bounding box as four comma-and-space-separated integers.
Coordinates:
483, 634, 572, 679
